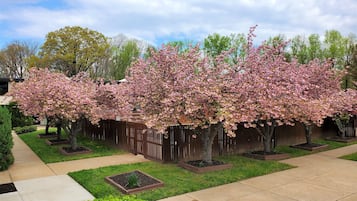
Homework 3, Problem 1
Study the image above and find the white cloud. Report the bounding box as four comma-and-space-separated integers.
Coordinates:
0, 0, 356, 47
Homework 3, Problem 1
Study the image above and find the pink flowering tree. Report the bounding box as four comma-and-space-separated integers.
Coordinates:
222, 27, 345, 153
294, 60, 356, 144
94, 80, 131, 121
126, 45, 246, 164
12, 68, 130, 150
223, 27, 357, 153
223, 28, 306, 153
11, 68, 100, 150
10, 68, 68, 136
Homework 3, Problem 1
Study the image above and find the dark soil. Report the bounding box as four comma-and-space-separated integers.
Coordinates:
61, 146, 90, 153
251, 151, 282, 155
38, 133, 57, 138
0, 183, 17, 194
109, 170, 161, 190
296, 143, 324, 148
187, 160, 225, 167
47, 139, 69, 145
326, 136, 357, 143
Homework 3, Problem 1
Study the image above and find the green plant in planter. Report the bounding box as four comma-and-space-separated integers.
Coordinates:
126, 172, 140, 188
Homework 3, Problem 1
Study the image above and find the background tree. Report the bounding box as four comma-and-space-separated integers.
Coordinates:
0, 41, 38, 79
109, 40, 140, 80
30, 26, 110, 77
165, 40, 196, 54
204, 33, 231, 58
203, 33, 247, 65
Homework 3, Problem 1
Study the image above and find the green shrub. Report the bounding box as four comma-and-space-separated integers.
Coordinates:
127, 172, 140, 188
0, 106, 14, 170
93, 195, 146, 201
14, 125, 37, 134
6, 102, 34, 128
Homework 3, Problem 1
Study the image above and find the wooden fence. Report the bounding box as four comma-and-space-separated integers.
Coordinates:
82, 117, 351, 162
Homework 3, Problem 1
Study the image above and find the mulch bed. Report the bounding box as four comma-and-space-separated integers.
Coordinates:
244, 151, 290, 160
59, 146, 92, 155
38, 133, 57, 138
0, 183, 17, 194
45, 139, 69, 145
105, 170, 164, 194
178, 160, 233, 173
325, 136, 357, 143
290, 143, 328, 151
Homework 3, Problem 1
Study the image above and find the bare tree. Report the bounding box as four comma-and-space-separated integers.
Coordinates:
0, 41, 38, 79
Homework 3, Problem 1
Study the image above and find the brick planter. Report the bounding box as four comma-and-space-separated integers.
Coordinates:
178, 160, 233, 173
105, 170, 164, 194
244, 152, 290, 160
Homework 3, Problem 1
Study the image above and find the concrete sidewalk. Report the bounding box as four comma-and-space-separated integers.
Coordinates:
3, 130, 357, 201
1, 175, 94, 201
0, 132, 148, 201
159, 144, 357, 201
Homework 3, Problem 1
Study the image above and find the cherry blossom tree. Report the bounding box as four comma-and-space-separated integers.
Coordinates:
223, 26, 356, 153
294, 60, 355, 145
222, 27, 305, 153
9, 68, 67, 136
11, 68, 130, 150
126, 45, 245, 164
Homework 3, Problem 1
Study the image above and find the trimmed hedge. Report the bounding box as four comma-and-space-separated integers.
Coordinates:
93, 195, 146, 201
7, 102, 34, 128
14, 125, 37, 134
0, 106, 14, 171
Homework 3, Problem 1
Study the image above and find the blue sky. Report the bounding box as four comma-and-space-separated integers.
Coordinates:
0, 0, 356, 48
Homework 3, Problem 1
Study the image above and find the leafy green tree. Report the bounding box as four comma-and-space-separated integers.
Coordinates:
165, 40, 195, 53
324, 30, 349, 69
204, 33, 231, 58
31, 26, 110, 77
307, 34, 323, 61
290, 34, 323, 64
0, 41, 38, 79
204, 33, 247, 65
109, 40, 140, 80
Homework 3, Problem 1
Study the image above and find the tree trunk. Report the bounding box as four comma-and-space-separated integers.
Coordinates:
256, 121, 276, 153
201, 124, 219, 165
341, 126, 346, 138
63, 121, 81, 150
56, 121, 62, 140
45, 117, 50, 135
304, 124, 313, 145
335, 118, 346, 138
70, 132, 78, 150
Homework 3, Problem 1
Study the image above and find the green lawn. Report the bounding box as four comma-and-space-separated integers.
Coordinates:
19, 129, 126, 163
69, 155, 293, 201
275, 139, 357, 158
341, 152, 357, 161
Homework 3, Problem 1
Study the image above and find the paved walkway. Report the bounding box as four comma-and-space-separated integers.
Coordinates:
159, 144, 357, 201
0, 132, 148, 201
2, 131, 357, 201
